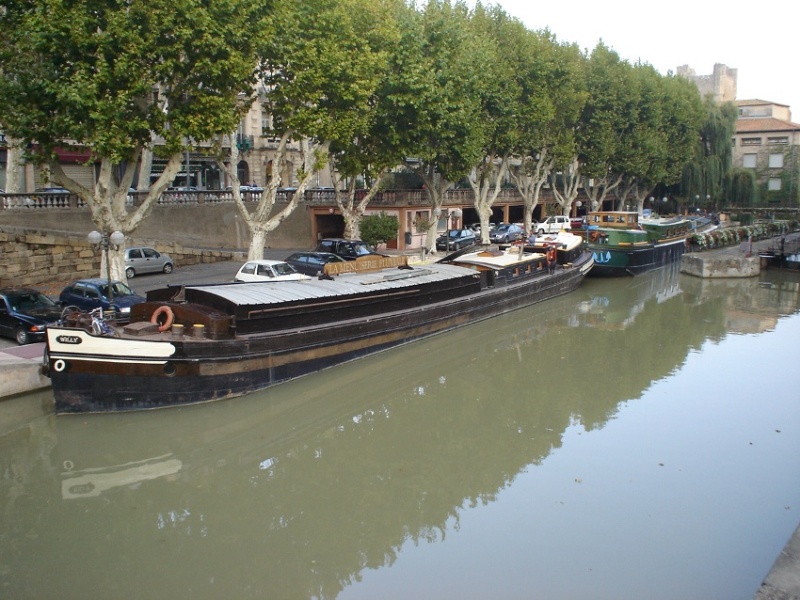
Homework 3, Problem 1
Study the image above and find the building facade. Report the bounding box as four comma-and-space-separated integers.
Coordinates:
679, 63, 800, 206
733, 99, 800, 205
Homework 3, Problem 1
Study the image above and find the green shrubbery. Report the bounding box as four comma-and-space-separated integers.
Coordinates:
360, 212, 399, 248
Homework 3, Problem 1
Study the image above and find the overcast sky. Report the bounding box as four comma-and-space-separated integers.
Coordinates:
475, 0, 800, 122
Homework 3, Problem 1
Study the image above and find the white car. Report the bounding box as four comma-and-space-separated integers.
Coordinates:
234, 260, 311, 282
537, 216, 572, 234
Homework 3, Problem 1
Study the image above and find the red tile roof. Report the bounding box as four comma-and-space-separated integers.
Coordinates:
735, 117, 800, 133
735, 99, 790, 108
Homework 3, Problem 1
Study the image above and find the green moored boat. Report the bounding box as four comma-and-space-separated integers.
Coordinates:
586, 211, 694, 276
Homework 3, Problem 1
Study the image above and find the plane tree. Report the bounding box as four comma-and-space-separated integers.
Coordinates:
214, 0, 398, 259
618, 67, 704, 214
577, 43, 638, 213
577, 46, 704, 216
508, 31, 586, 233
324, 0, 408, 241
465, 4, 525, 243
613, 63, 670, 211
0, 0, 261, 279
400, 0, 486, 252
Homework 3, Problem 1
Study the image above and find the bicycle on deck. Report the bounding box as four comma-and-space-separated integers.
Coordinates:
60, 306, 119, 336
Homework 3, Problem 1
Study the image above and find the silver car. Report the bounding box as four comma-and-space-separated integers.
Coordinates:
489, 224, 525, 243
124, 247, 174, 279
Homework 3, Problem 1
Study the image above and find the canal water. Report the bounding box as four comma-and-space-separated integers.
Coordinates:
1, 266, 799, 600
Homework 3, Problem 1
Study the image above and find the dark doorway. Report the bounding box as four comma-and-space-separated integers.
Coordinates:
237, 160, 250, 185
315, 213, 345, 241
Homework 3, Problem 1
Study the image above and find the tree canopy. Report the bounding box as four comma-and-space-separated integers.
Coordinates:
0, 0, 261, 277
0, 0, 710, 263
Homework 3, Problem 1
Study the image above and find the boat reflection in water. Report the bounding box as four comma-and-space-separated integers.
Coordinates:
1, 267, 799, 599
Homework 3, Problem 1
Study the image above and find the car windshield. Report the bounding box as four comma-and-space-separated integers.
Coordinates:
99, 282, 136, 298
272, 262, 298, 276
351, 243, 372, 257
7, 292, 57, 311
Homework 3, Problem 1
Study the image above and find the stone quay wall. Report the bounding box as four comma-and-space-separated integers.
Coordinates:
0, 200, 313, 251
0, 229, 243, 290
0, 200, 314, 290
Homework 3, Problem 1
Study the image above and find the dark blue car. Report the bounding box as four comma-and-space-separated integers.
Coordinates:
0, 288, 63, 344
59, 278, 145, 322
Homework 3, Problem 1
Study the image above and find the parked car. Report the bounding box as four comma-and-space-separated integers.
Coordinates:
466, 222, 497, 236
234, 260, 311, 282
224, 185, 263, 193
33, 186, 70, 194
59, 279, 146, 322
124, 247, 173, 279
0, 288, 63, 344
284, 251, 347, 276
436, 229, 477, 251
537, 215, 572, 234
315, 238, 377, 261
489, 223, 525, 243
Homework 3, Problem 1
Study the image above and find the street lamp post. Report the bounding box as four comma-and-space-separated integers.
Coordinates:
88, 230, 125, 306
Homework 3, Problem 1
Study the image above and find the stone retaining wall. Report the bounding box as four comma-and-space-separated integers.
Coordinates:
0, 201, 313, 250
680, 253, 761, 278
0, 228, 243, 289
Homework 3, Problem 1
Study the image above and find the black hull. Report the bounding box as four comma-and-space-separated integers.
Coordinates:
588, 239, 686, 277
48, 254, 593, 413
761, 252, 800, 271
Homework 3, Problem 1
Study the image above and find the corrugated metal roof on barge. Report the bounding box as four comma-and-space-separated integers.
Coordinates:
181, 263, 479, 307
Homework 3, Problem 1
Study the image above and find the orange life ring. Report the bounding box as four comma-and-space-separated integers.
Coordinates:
150, 306, 174, 333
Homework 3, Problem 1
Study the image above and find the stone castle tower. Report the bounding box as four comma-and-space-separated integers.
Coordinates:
676, 63, 738, 103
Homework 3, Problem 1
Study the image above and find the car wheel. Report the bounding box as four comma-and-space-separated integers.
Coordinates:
15, 327, 30, 345
538, 228, 545, 235
126, 267, 136, 279
163, 263, 173, 274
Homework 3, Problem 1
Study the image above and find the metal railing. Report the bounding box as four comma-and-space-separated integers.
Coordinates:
2, 188, 525, 211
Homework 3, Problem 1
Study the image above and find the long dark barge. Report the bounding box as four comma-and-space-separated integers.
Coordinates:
44, 239, 593, 413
